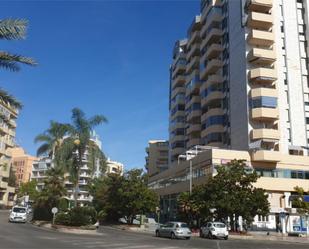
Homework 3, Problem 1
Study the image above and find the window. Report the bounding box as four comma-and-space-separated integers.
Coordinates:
251, 97, 277, 109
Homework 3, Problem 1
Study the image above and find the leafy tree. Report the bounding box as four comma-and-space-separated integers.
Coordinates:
90, 169, 158, 224
17, 180, 39, 200
292, 186, 309, 215
58, 108, 107, 207
34, 167, 67, 220
177, 160, 270, 231
34, 121, 70, 160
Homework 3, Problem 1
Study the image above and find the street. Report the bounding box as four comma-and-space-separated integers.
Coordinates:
0, 211, 307, 249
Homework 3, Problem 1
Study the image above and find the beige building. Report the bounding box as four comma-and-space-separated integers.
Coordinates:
145, 140, 169, 177
11, 147, 37, 189
0, 100, 18, 207
156, 0, 309, 233
105, 158, 124, 175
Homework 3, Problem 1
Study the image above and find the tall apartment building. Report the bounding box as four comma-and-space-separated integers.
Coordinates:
145, 140, 169, 177
31, 157, 52, 191
169, 0, 309, 162
0, 100, 18, 207
153, 0, 309, 233
11, 147, 37, 189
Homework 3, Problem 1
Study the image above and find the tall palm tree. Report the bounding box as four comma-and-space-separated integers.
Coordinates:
0, 88, 22, 109
34, 121, 71, 165
0, 18, 37, 71
60, 108, 107, 207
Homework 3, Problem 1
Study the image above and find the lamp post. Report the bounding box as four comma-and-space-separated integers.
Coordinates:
178, 154, 192, 195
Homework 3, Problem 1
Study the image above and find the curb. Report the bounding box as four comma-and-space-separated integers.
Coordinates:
229, 234, 309, 244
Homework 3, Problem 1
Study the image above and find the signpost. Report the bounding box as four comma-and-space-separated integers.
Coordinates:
51, 207, 58, 225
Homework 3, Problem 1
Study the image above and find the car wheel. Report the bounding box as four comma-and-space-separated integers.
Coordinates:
224, 236, 228, 240
171, 232, 176, 239
208, 232, 213, 239
185, 237, 190, 240
155, 230, 160, 237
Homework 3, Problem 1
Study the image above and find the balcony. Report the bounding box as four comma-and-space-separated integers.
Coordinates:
247, 48, 276, 65
251, 87, 277, 98
201, 10, 223, 37
200, 59, 223, 80
187, 110, 202, 122
187, 96, 201, 108
172, 75, 186, 89
170, 135, 185, 144
251, 150, 281, 163
201, 28, 223, 50
187, 124, 201, 134
172, 63, 186, 79
201, 108, 225, 122
247, 29, 274, 46
251, 128, 280, 140
0, 181, 8, 189
186, 56, 200, 74
201, 124, 225, 138
169, 122, 185, 132
249, 68, 277, 84
6, 140, 14, 148
171, 147, 185, 156
201, 91, 224, 107
251, 107, 279, 121
186, 43, 200, 61
246, 0, 272, 13
205, 43, 223, 60
171, 86, 185, 99
201, 0, 223, 23
187, 30, 200, 48
9, 119, 16, 128
247, 12, 273, 30
187, 138, 201, 149
203, 74, 224, 89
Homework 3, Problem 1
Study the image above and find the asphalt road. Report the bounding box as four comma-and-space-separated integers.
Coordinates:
0, 211, 307, 249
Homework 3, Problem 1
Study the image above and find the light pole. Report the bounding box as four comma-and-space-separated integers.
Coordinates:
178, 154, 192, 195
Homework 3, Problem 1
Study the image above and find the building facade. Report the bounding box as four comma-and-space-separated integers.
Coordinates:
145, 140, 169, 177
156, 0, 309, 233
105, 158, 124, 176
31, 157, 52, 191
11, 147, 37, 189
0, 100, 18, 207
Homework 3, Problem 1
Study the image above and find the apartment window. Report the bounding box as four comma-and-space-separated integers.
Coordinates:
251, 97, 277, 109
282, 55, 287, 67
280, 23, 284, 33
285, 91, 289, 104
286, 109, 290, 123
306, 117, 309, 124
284, 72, 287, 85
288, 128, 291, 142
281, 38, 285, 50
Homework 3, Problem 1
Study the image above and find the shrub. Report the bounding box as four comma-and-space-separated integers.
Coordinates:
68, 207, 93, 226
33, 206, 53, 221
54, 212, 70, 226
81, 206, 97, 223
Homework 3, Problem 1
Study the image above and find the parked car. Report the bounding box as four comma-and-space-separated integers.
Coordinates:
200, 222, 228, 240
155, 222, 191, 240
8, 206, 27, 223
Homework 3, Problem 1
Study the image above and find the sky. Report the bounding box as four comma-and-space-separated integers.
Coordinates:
0, 0, 199, 169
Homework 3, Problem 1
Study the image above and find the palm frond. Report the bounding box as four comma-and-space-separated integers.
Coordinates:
0, 51, 37, 71
88, 115, 108, 127
34, 133, 52, 144
36, 143, 51, 157
0, 19, 28, 40
0, 88, 23, 109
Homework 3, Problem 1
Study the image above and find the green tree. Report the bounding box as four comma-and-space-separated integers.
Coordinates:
177, 160, 270, 231
34, 121, 70, 161
292, 186, 309, 215
59, 108, 107, 207
34, 167, 67, 220
18, 180, 39, 201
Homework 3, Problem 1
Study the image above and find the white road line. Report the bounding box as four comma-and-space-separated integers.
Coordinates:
216, 241, 221, 249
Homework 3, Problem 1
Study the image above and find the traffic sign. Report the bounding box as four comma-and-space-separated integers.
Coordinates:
51, 207, 58, 214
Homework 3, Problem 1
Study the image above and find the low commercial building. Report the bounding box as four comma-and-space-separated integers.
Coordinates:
11, 147, 38, 189
149, 146, 309, 234
145, 140, 169, 177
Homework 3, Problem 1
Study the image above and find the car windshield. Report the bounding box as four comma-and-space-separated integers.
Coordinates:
12, 207, 26, 213
180, 223, 189, 228
213, 223, 225, 228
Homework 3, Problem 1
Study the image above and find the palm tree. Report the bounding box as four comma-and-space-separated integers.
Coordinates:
34, 121, 71, 165
60, 108, 107, 207
0, 18, 37, 71
0, 88, 23, 109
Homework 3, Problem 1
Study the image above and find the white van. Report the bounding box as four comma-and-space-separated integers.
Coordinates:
8, 206, 27, 223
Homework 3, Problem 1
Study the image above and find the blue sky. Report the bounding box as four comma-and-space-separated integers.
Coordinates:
1, 0, 199, 169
